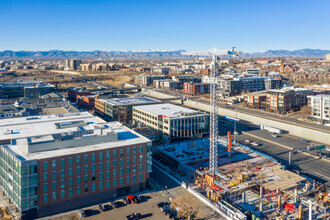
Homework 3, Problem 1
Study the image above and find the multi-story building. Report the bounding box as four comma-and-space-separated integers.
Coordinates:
266, 88, 312, 113
0, 112, 152, 219
134, 75, 167, 86
264, 78, 282, 90
239, 77, 265, 93
65, 59, 82, 71
172, 75, 198, 83
67, 87, 91, 102
0, 81, 54, 99
246, 93, 267, 109
201, 69, 210, 76
308, 94, 330, 123
80, 63, 92, 71
95, 97, 162, 123
183, 82, 210, 96
76, 95, 96, 110
218, 79, 242, 97
153, 79, 183, 90
151, 67, 170, 75
133, 103, 209, 142
326, 54, 330, 62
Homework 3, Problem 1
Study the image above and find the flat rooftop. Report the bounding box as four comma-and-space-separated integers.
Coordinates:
0, 112, 150, 161
134, 103, 208, 118
99, 97, 162, 106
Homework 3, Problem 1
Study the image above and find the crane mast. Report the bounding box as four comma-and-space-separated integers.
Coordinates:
182, 47, 241, 176
209, 54, 219, 175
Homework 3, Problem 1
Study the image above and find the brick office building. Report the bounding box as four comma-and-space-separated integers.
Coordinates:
68, 87, 91, 102
0, 112, 151, 219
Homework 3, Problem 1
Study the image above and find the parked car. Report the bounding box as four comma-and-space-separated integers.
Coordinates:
99, 204, 106, 211
161, 204, 171, 212
109, 201, 117, 208
245, 140, 251, 144
127, 195, 137, 204
271, 133, 277, 138
157, 202, 169, 208
126, 213, 142, 220
78, 209, 86, 218
134, 195, 141, 203
122, 197, 129, 205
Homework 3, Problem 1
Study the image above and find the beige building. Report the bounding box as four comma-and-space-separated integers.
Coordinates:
80, 63, 92, 71
133, 103, 209, 142
326, 54, 330, 62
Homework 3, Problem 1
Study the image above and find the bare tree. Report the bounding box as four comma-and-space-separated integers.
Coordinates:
170, 194, 206, 220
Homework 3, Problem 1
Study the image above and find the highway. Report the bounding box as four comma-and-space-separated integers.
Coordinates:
218, 119, 330, 188
196, 99, 330, 133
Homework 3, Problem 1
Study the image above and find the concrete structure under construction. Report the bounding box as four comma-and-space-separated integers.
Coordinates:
0, 112, 152, 219
154, 137, 328, 219
133, 103, 209, 142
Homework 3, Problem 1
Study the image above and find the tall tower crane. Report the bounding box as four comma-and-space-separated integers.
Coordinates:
182, 47, 241, 175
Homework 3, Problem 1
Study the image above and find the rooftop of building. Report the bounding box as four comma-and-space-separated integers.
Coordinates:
307, 94, 330, 98
0, 81, 54, 88
0, 112, 150, 161
134, 103, 208, 118
99, 96, 162, 106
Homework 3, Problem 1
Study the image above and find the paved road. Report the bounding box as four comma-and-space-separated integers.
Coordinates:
197, 99, 330, 133
218, 119, 330, 188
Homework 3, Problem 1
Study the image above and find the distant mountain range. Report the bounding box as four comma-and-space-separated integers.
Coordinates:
0, 49, 329, 60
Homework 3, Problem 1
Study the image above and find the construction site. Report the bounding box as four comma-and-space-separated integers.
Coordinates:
154, 133, 330, 219
153, 48, 330, 220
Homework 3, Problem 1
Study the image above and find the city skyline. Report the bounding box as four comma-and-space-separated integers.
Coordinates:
1, 0, 329, 52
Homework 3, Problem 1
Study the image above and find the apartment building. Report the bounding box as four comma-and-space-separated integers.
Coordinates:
151, 67, 170, 75
133, 103, 209, 142
266, 88, 312, 113
76, 95, 96, 110
183, 82, 210, 96
68, 87, 91, 102
95, 97, 162, 123
153, 79, 183, 90
239, 77, 265, 93
246, 93, 267, 109
308, 94, 330, 123
0, 81, 55, 99
264, 78, 282, 90
134, 75, 167, 86
218, 79, 242, 97
0, 112, 151, 219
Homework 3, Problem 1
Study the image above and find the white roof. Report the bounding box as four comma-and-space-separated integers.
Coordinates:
0, 112, 150, 161
134, 103, 208, 118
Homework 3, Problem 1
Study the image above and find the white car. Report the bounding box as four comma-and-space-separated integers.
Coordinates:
245, 140, 250, 144
251, 142, 259, 146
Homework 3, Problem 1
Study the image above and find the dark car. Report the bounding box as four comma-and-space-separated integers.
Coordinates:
126, 213, 142, 220
98, 204, 106, 212
110, 201, 117, 208
163, 206, 172, 215
122, 197, 129, 205
161, 204, 170, 212
157, 202, 169, 208
134, 195, 141, 203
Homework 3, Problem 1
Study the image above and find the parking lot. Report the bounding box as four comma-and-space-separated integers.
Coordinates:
46, 166, 222, 220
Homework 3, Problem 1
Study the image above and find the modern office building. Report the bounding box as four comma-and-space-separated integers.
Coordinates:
308, 94, 330, 123
65, 59, 82, 71
95, 97, 162, 123
0, 81, 55, 99
239, 77, 265, 93
0, 112, 151, 219
133, 103, 209, 142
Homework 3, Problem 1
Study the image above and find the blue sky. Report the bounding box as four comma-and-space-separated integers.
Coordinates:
0, 0, 329, 52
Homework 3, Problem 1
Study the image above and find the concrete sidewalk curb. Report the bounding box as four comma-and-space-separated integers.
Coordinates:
242, 131, 330, 164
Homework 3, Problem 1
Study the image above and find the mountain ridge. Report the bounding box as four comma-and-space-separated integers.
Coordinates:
0, 49, 329, 59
